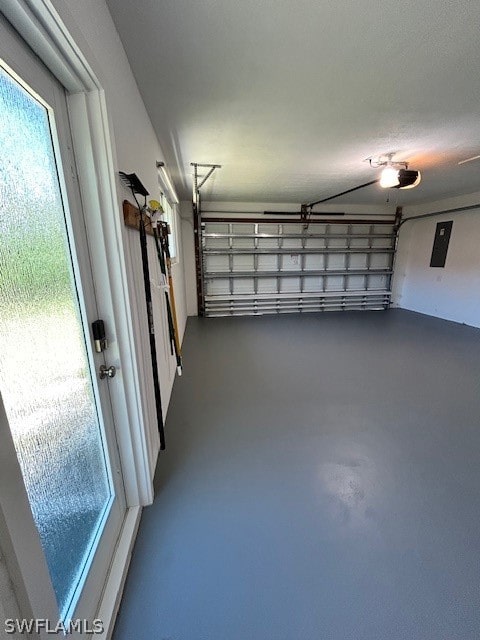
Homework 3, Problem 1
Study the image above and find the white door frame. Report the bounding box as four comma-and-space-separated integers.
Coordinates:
0, 0, 154, 636
0, 0, 154, 507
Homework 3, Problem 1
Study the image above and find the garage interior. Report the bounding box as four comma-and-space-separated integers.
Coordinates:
107, 0, 480, 637
1, 1, 480, 639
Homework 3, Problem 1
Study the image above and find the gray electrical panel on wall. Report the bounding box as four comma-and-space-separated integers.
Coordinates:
430, 221, 453, 268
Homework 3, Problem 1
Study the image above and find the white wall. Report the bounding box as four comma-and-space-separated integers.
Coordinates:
49, 0, 188, 475
180, 201, 198, 316
392, 192, 480, 328
182, 200, 395, 316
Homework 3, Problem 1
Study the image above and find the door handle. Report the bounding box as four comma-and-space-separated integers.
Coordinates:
99, 365, 116, 379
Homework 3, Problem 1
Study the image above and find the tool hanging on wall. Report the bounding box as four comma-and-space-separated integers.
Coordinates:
148, 200, 183, 375
119, 172, 166, 450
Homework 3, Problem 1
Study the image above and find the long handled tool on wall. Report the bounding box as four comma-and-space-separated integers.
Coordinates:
119, 172, 166, 450
148, 200, 183, 375
160, 219, 182, 368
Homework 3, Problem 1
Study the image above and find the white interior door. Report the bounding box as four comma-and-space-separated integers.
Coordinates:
0, 17, 126, 626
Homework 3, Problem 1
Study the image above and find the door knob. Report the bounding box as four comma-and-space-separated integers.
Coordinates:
99, 364, 116, 379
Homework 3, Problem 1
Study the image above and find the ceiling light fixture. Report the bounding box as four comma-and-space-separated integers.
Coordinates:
394, 169, 421, 189
156, 161, 179, 204
379, 164, 400, 188
370, 154, 422, 190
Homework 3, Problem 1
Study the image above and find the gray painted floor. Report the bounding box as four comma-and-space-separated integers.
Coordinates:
113, 310, 480, 640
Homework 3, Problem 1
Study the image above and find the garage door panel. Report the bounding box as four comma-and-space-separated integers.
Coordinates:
304, 253, 326, 270
303, 276, 323, 292
349, 224, 369, 234
232, 237, 255, 249
233, 278, 255, 294
329, 237, 348, 248
204, 237, 227, 249
282, 254, 301, 271
283, 238, 303, 250
204, 254, 229, 272
232, 223, 253, 233
257, 254, 278, 270
258, 237, 279, 249
350, 237, 370, 248
305, 237, 327, 249
371, 237, 392, 249
257, 277, 278, 293
206, 278, 230, 296
367, 274, 389, 289
232, 254, 254, 270
369, 253, 391, 269
328, 254, 347, 269
258, 223, 279, 234
325, 275, 344, 291
201, 219, 396, 316
280, 276, 301, 292
282, 223, 303, 234
345, 275, 365, 290
351, 253, 369, 269
205, 223, 227, 234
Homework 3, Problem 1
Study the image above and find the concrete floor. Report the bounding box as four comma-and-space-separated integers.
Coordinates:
113, 309, 480, 640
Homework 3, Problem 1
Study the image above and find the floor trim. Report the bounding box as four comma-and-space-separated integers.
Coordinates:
96, 506, 142, 640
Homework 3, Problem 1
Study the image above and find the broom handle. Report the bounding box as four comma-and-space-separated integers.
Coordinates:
139, 212, 165, 449
153, 227, 183, 370
166, 255, 181, 357
161, 227, 182, 358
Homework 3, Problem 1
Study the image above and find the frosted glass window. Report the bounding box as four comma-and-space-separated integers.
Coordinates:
0, 66, 112, 615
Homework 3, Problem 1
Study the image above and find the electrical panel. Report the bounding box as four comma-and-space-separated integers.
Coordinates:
430, 221, 453, 268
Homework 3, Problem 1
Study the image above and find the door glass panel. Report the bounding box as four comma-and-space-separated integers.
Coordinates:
0, 65, 112, 615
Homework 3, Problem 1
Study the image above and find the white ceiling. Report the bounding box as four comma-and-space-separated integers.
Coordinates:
106, 0, 480, 206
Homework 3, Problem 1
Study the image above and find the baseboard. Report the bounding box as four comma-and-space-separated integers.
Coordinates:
96, 506, 142, 640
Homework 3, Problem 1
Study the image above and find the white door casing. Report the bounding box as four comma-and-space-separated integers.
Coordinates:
0, 14, 126, 629
0, 0, 155, 507
0, 3, 152, 634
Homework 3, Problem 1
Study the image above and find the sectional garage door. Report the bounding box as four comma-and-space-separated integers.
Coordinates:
200, 218, 397, 317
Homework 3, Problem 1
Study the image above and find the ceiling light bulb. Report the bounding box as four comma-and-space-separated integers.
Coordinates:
379, 165, 399, 188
